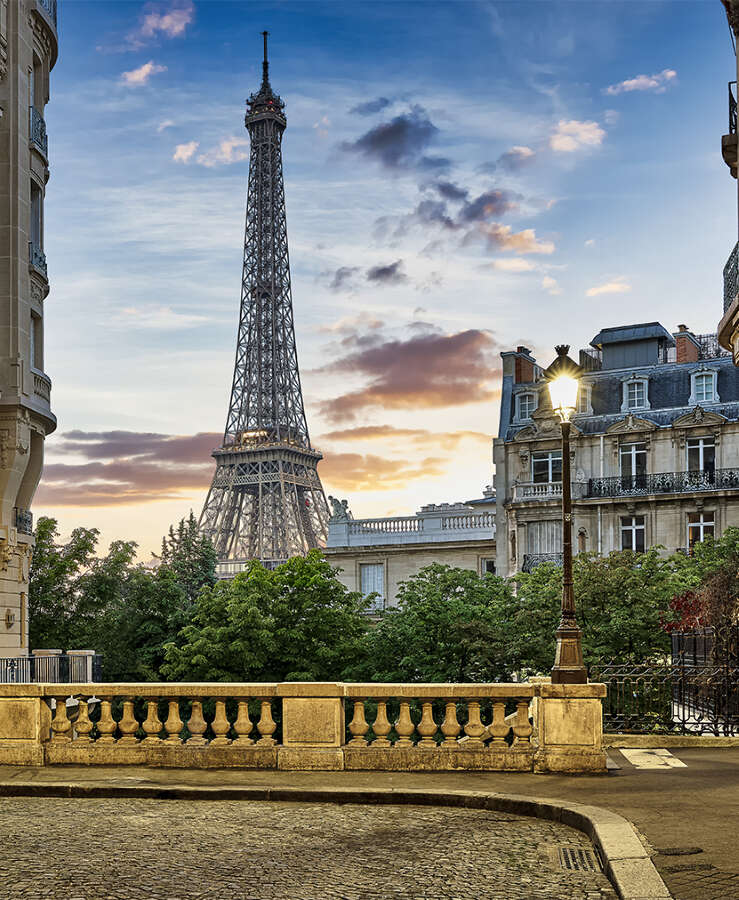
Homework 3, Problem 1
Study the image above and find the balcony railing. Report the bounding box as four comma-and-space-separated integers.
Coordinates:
328, 510, 495, 548
36, 0, 57, 28
730, 81, 737, 135
29, 106, 47, 157
33, 370, 51, 403
0, 653, 102, 684
28, 242, 47, 278
522, 553, 563, 573
513, 481, 563, 502
587, 469, 739, 499
14, 508, 33, 535
725, 242, 738, 314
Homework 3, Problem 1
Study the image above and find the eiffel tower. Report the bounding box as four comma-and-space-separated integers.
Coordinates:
199, 32, 329, 575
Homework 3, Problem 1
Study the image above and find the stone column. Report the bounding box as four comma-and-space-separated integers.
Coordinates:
533, 682, 607, 774
0, 684, 49, 764
277, 682, 345, 771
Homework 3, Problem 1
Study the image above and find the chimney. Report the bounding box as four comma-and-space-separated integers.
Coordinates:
674, 325, 700, 364
514, 346, 535, 383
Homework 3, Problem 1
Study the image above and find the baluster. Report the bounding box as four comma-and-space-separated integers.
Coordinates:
463, 700, 486, 747
186, 699, 208, 746
256, 699, 277, 746
142, 701, 163, 744
372, 700, 391, 747
488, 701, 509, 744
394, 700, 415, 747
210, 700, 232, 746
416, 702, 437, 748
348, 700, 369, 746
117, 699, 140, 745
440, 701, 461, 745
512, 699, 533, 746
74, 698, 93, 743
50, 696, 72, 743
164, 700, 184, 743
232, 701, 254, 745
96, 698, 117, 744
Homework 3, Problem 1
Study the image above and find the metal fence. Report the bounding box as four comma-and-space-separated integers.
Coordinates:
0, 654, 102, 684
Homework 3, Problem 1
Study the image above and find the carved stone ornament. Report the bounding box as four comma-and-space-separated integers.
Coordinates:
0, 537, 12, 573
672, 407, 726, 429
327, 496, 353, 522
605, 414, 657, 436
724, 0, 739, 36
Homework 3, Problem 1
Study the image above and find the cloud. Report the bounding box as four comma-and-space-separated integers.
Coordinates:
172, 140, 198, 163
605, 68, 677, 96
604, 109, 619, 126
586, 277, 631, 297
137, 1, 195, 40
459, 189, 519, 223
489, 258, 535, 272
433, 180, 469, 202
120, 61, 167, 86
320, 453, 447, 492
321, 424, 490, 451
197, 136, 249, 167
342, 105, 449, 172
326, 266, 360, 292
366, 260, 408, 285
496, 145, 535, 171
542, 275, 562, 295
474, 223, 555, 255
157, 119, 175, 132
350, 97, 391, 116
316, 327, 500, 422
584, 238, 595, 247
549, 119, 605, 152
116, 305, 208, 329
37, 431, 218, 507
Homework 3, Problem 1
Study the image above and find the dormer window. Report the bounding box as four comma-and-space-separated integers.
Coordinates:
689, 368, 719, 406
515, 391, 537, 422
576, 384, 592, 416
621, 376, 649, 412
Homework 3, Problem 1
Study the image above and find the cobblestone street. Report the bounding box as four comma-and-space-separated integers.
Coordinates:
0, 797, 618, 899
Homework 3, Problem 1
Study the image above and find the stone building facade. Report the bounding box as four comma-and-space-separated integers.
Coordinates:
324, 493, 495, 612
720, 0, 739, 360
0, 0, 57, 653
494, 323, 739, 577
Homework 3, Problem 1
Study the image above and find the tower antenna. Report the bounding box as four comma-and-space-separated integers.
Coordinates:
262, 30, 269, 85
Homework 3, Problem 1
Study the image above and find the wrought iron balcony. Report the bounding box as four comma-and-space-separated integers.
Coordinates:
522, 553, 563, 573
14, 508, 33, 534
29, 106, 47, 158
587, 469, 739, 499
36, 0, 57, 28
730, 81, 737, 135
28, 242, 47, 278
725, 243, 738, 313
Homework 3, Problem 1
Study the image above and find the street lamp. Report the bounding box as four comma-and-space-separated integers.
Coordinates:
544, 345, 588, 684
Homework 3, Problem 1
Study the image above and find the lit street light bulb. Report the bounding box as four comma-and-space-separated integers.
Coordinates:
548, 374, 578, 422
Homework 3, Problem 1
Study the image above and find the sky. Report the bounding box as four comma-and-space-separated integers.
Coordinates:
35, 0, 738, 558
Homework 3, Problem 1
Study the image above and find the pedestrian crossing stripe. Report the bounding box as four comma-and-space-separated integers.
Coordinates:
618, 748, 688, 769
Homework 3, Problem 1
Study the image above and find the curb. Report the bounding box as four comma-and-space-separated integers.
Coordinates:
0, 779, 670, 900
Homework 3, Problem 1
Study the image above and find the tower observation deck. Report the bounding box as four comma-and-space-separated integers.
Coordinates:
199, 33, 329, 576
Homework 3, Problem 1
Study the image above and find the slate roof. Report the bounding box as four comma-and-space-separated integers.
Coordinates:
590, 322, 675, 348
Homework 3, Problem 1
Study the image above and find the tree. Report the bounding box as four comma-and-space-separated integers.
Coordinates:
157, 511, 217, 607
162, 550, 369, 682
351, 564, 514, 683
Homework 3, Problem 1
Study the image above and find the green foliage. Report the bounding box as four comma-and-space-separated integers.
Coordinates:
157, 511, 217, 607
162, 550, 369, 682
350, 564, 513, 683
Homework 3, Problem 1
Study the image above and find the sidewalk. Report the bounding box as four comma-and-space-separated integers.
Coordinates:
1, 746, 737, 899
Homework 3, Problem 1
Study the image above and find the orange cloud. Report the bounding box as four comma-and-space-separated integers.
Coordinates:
320, 453, 447, 492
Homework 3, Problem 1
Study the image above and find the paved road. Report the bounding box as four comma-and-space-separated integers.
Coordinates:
0, 797, 617, 899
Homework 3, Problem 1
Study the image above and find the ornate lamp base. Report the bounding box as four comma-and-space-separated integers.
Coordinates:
551, 622, 588, 684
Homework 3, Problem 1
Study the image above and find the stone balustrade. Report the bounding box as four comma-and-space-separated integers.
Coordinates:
0, 681, 607, 774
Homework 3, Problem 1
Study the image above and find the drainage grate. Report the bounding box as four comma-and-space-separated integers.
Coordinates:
559, 846, 602, 872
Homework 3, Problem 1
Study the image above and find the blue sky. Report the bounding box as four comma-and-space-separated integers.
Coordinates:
36, 0, 738, 555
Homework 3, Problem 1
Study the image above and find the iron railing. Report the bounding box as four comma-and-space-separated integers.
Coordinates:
730, 81, 737, 135
36, 0, 57, 28
14, 508, 33, 534
0, 654, 103, 684
28, 242, 47, 278
725, 242, 738, 314
29, 106, 47, 157
521, 552, 563, 573
587, 468, 739, 498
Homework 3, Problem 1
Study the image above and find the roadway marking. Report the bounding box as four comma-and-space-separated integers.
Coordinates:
619, 748, 687, 769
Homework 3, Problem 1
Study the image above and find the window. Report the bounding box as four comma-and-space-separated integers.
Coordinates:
359, 563, 384, 613
480, 558, 496, 576
625, 381, 646, 409
30, 180, 42, 250
527, 521, 562, 554
30, 313, 42, 370
619, 442, 647, 488
621, 516, 645, 552
532, 449, 562, 483
515, 392, 536, 421
688, 512, 715, 551
687, 437, 715, 475
689, 369, 719, 406
576, 384, 592, 415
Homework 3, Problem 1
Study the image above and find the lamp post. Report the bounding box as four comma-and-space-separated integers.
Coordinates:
545, 345, 588, 684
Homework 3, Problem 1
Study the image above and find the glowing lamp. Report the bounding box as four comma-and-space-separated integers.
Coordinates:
548, 374, 578, 422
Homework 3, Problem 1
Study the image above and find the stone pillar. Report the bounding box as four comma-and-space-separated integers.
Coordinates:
66, 649, 96, 683
533, 682, 607, 774
277, 682, 345, 771
0, 684, 49, 764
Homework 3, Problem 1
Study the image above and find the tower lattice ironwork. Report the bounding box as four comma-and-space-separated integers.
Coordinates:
199, 33, 329, 574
